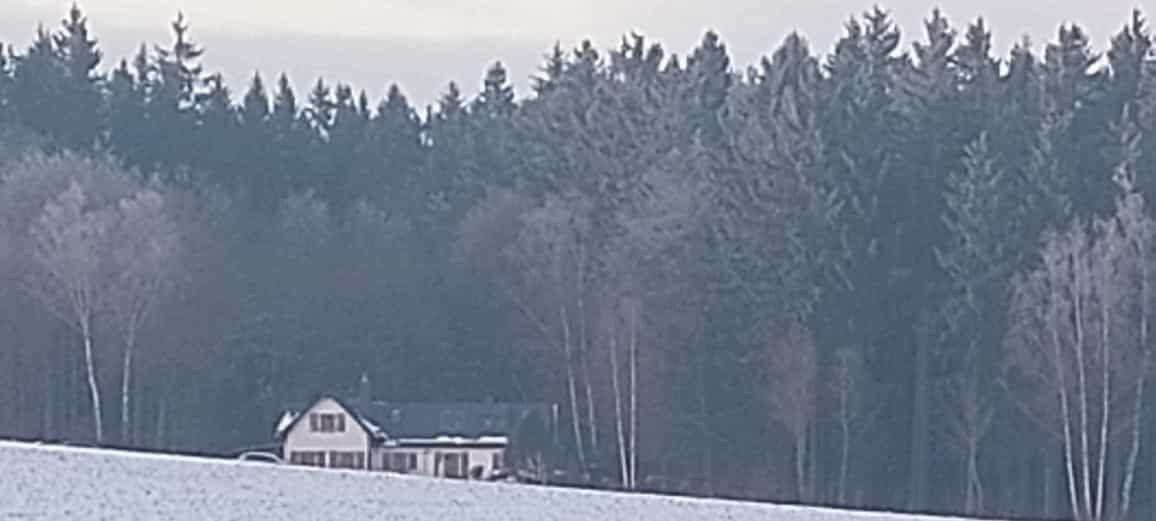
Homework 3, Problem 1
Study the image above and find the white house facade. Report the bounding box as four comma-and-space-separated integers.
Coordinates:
279, 397, 373, 470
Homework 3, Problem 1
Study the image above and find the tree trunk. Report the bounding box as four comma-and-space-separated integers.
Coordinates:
582, 344, 598, 459
1120, 229, 1150, 521
560, 305, 585, 468
80, 317, 103, 444
43, 342, 55, 439
121, 322, 137, 446
697, 347, 714, 496
628, 304, 638, 491
1044, 447, 1053, 520
1095, 282, 1111, 520
794, 428, 808, 501
575, 249, 598, 458
1052, 321, 1082, 521
1119, 352, 1148, 520
1071, 255, 1093, 521
609, 333, 628, 488
908, 318, 930, 511
837, 355, 851, 505
155, 394, 166, 449
965, 438, 983, 515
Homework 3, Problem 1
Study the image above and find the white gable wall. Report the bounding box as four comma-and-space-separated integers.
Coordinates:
283, 397, 370, 467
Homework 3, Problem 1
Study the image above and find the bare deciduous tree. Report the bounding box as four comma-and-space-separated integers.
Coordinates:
767, 321, 819, 501
1006, 191, 1153, 521
506, 193, 600, 470
26, 180, 112, 443
828, 346, 876, 506
106, 188, 180, 445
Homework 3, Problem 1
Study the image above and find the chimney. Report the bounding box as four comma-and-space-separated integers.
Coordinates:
358, 372, 371, 409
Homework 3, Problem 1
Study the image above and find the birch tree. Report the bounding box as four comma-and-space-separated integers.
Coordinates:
26, 180, 113, 443
106, 188, 180, 445
603, 296, 641, 489
766, 321, 819, 500
827, 346, 876, 505
505, 193, 599, 470
1006, 179, 1153, 521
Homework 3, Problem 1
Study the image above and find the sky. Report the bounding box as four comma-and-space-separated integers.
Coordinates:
0, 0, 1146, 108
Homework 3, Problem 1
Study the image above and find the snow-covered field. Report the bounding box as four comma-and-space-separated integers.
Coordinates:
1, 440, 995, 521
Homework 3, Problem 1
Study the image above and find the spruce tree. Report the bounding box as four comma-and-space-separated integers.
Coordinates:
473, 62, 516, 119
683, 31, 732, 145
150, 12, 205, 173
52, 3, 103, 150
241, 72, 271, 127
11, 26, 69, 148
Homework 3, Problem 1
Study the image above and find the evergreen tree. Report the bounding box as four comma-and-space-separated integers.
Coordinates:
269, 73, 307, 200
105, 45, 152, 170
52, 3, 103, 150
473, 62, 516, 119
154, 12, 204, 111
1043, 23, 1112, 216
683, 31, 732, 145
531, 43, 567, 96
10, 26, 69, 148
241, 72, 271, 127
353, 84, 423, 208
0, 42, 13, 124
150, 12, 205, 173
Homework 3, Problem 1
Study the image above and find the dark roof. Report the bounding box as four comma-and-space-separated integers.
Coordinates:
277, 396, 549, 441
362, 401, 546, 439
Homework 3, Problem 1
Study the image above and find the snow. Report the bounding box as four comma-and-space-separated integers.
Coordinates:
357, 414, 384, 438
273, 411, 297, 438
0, 441, 997, 521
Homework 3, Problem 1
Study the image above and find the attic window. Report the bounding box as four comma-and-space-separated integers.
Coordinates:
310, 413, 346, 433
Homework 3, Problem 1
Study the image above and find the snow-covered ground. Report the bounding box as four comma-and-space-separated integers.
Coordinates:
0, 440, 995, 521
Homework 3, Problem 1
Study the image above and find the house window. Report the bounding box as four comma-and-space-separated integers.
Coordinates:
387, 452, 417, 473
328, 451, 365, 469
289, 451, 326, 467
309, 413, 346, 433
492, 452, 503, 471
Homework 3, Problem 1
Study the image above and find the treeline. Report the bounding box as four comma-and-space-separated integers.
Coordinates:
1, 4, 1156, 520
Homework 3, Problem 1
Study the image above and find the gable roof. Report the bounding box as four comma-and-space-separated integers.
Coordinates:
274, 395, 386, 442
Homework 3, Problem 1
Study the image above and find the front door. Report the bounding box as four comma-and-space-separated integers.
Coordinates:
442, 452, 469, 478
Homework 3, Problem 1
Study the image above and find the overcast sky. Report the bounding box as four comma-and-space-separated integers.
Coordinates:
1, 0, 1144, 108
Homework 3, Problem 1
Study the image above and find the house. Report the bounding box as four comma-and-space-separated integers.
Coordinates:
274, 377, 556, 480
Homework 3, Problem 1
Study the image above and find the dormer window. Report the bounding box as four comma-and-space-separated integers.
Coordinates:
309, 412, 346, 433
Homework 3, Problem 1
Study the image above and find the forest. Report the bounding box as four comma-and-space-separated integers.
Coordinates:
0, 3, 1155, 520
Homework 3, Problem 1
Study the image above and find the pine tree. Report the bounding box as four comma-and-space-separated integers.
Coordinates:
241, 72, 271, 127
